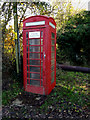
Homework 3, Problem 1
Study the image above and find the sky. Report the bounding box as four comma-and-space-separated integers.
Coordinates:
68, 0, 89, 10
0, 0, 89, 10
41, 0, 89, 11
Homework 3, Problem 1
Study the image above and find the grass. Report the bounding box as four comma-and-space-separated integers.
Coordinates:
2, 68, 90, 115
39, 68, 90, 113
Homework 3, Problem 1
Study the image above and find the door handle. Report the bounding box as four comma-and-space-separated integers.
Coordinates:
44, 53, 46, 59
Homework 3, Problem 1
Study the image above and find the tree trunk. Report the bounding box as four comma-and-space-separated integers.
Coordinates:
57, 64, 90, 73
13, 2, 19, 74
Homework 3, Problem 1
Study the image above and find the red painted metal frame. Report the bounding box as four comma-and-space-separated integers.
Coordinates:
23, 15, 56, 95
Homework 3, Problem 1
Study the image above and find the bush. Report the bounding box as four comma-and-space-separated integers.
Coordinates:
56, 11, 90, 66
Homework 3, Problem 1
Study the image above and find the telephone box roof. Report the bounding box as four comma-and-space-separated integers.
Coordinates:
23, 15, 56, 25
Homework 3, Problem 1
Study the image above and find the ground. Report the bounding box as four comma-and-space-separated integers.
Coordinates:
2, 68, 90, 119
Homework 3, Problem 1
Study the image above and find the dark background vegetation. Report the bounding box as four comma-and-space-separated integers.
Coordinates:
57, 11, 90, 66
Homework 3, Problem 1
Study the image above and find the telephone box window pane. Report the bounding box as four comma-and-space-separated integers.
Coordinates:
26, 39, 28, 45
41, 80, 43, 86
51, 59, 54, 65
26, 32, 28, 38
51, 71, 54, 77
41, 52, 43, 59
51, 46, 55, 52
27, 73, 29, 78
52, 33, 55, 39
30, 66, 40, 72
41, 39, 43, 45
29, 46, 40, 52
41, 68, 43, 74
41, 31, 43, 38
27, 66, 28, 71
29, 53, 40, 59
51, 65, 54, 71
27, 79, 29, 84
51, 77, 54, 83
29, 39, 40, 45
41, 46, 43, 52
51, 52, 54, 58
27, 47, 28, 51
41, 73, 43, 79
30, 73, 40, 79
41, 61, 43, 66
27, 53, 28, 58
52, 40, 55, 45
27, 60, 28, 65
30, 80, 40, 86
30, 60, 40, 65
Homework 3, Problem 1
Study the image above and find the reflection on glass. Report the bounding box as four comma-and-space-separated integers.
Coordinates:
51, 59, 54, 65
51, 46, 55, 52
27, 66, 28, 71
29, 46, 40, 52
30, 66, 40, 72
27, 73, 29, 78
29, 53, 40, 59
41, 61, 43, 66
27, 60, 28, 65
41, 39, 43, 45
51, 65, 54, 71
52, 40, 55, 45
51, 71, 54, 77
30, 60, 40, 65
27, 47, 28, 52
29, 39, 40, 45
41, 73, 43, 79
26, 39, 28, 45
41, 52, 43, 59
41, 68, 43, 74
51, 33, 55, 39
41, 80, 43, 86
27, 53, 28, 58
30, 73, 40, 79
51, 77, 54, 83
41, 46, 43, 52
27, 79, 29, 84
30, 80, 40, 86
26, 32, 28, 38
51, 52, 54, 58
41, 31, 43, 38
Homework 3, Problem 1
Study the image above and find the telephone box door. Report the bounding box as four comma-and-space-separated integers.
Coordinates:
24, 29, 45, 94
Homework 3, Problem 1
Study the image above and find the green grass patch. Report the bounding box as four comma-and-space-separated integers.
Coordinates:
39, 68, 90, 113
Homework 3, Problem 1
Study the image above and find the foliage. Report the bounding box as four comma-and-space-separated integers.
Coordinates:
30, 2, 52, 16
1, 1, 52, 73
51, 0, 77, 31
1, 1, 52, 42
4, 26, 15, 55
57, 11, 90, 66
1, 1, 52, 74
2, 25, 16, 73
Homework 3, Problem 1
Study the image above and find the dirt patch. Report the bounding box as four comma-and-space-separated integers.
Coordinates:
2, 90, 90, 119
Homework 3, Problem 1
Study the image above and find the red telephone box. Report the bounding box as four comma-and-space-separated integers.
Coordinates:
23, 15, 56, 95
